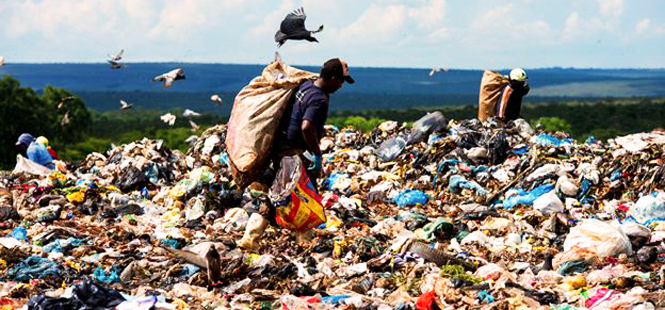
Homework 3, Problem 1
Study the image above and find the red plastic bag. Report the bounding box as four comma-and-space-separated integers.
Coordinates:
416, 290, 438, 310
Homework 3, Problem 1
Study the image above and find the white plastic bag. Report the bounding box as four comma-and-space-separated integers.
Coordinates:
563, 219, 632, 258
556, 176, 579, 197
13, 154, 52, 176
533, 190, 564, 215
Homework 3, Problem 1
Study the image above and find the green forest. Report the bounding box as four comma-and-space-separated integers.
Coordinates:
1, 74, 664, 169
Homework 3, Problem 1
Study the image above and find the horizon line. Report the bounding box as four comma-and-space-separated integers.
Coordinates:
1, 62, 664, 71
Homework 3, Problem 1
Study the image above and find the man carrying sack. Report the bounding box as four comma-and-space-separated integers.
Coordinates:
227, 58, 355, 249
477, 68, 530, 122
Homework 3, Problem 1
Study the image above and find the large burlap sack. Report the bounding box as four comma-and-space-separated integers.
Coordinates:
478, 70, 509, 121
226, 61, 317, 189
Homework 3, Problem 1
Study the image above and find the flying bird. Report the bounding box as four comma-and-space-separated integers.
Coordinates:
274, 51, 282, 63
57, 96, 75, 109
210, 94, 222, 106
189, 120, 200, 132
119, 100, 133, 110
153, 68, 185, 88
61, 112, 70, 126
429, 67, 449, 77
108, 49, 124, 61
275, 7, 323, 47
183, 109, 201, 117
160, 113, 176, 126
0, 56, 4, 67
185, 135, 198, 145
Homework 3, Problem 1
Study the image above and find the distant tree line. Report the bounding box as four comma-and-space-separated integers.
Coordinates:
2, 74, 664, 169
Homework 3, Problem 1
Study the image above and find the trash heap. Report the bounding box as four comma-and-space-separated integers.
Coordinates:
2, 114, 665, 310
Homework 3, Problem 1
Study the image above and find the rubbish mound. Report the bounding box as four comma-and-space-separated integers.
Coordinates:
1, 116, 665, 310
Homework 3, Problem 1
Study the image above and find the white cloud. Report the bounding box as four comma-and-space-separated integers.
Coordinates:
634, 18, 665, 37
408, 0, 446, 29
635, 18, 651, 35
249, 0, 295, 37
563, 12, 580, 40
597, 0, 624, 17
147, 0, 245, 41
336, 4, 408, 45
4, 0, 118, 39
470, 4, 512, 30
469, 4, 551, 43
427, 27, 452, 40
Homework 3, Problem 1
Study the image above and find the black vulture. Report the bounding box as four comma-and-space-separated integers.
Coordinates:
275, 7, 323, 47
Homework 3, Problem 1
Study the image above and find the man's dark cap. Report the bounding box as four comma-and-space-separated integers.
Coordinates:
320, 58, 354, 84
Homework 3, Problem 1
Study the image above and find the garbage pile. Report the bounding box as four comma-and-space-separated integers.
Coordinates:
2, 114, 665, 310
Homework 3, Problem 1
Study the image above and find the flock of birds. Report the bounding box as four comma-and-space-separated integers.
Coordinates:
1, 7, 450, 142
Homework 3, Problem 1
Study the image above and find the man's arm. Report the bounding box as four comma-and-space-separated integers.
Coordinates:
301, 119, 321, 155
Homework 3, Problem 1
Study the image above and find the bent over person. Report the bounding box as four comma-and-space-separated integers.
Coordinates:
238, 58, 355, 249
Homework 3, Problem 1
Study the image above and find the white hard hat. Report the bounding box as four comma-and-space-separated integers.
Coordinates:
510, 68, 528, 82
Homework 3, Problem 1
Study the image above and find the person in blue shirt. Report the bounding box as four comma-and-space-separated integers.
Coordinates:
275, 58, 355, 180
238, 58, 355, 249
15, 133, 54, 170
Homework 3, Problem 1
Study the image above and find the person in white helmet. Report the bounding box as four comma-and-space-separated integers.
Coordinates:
495, 68, 530, 121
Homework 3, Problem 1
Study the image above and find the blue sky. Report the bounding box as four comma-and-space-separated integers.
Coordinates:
1, 0, 663, 69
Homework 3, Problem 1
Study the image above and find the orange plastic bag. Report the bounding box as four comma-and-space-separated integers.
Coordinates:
270, 156, 326, 232
226, 61, 317, 189
477, 70, 509, 121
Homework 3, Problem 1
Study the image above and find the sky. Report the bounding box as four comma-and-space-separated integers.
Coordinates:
0, 0, 664, 69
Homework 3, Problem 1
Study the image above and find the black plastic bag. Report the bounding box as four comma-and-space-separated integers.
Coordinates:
407, 111, 447, 145
27, 279, 125, 310
376, 135, 407, 162
101, 202, 144, 218
115, 166, 149, 192
485, 131, 509, 165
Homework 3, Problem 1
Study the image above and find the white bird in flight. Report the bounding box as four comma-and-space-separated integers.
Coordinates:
119, 100, 133, 110
57, 96, 75, 109
153, 68, 185, 88
185, 135, 198, 145
183, 109, 201, 117
0, 56, 4, 67
189, 120, 200, 132
210, 94, 223, 106
160, 113, 176, 126
61, 112, 70, 126
108, 49, 124, 61
429, 67, 449, 77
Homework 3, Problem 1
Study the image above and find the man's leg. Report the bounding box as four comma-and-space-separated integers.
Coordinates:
237, 155, 281, 249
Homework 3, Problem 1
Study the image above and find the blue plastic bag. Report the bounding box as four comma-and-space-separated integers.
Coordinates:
532, 134, 573, 147
326, 172, 349, 190
478, 290, 495, 303
394, 190, 429, 207
448, 175, 488, 196
43, 237, 88, 253
94, 266, 120, 283
502, 183, 554, 208
219, 152, 230, 167
513, 144, 529, 155
322, 295, 351, 304
6, 256, 66, 282
7, 226, 29, 242
624, 192, 665, 225
610, 170, 622, 181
